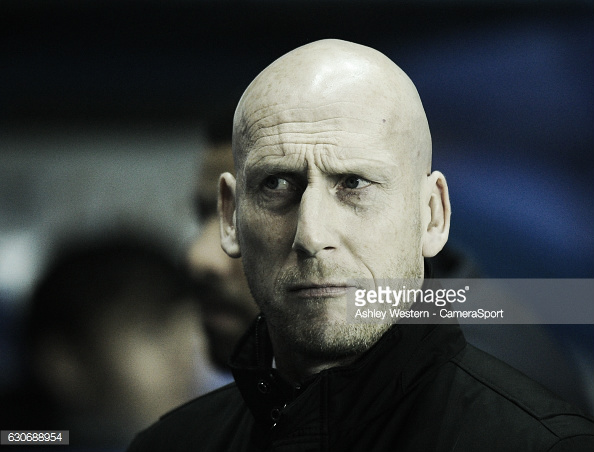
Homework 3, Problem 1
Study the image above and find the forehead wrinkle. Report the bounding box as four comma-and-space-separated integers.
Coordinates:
236, 100, 391, 170
247, 116, 387, 150
236, 100, 427, 182
249, 126, 340, 150
241, 110, 402, 179
247, 127, 390, 169
243, 101, 384, 136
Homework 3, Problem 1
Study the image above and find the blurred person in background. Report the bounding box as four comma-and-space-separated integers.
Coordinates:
1, 233, 214, 450
187, 113, 260, 373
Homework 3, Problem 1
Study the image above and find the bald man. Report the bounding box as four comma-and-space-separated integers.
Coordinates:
128, 40, 594, 452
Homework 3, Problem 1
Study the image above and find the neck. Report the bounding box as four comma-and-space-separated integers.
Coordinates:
269, 331, 361, 384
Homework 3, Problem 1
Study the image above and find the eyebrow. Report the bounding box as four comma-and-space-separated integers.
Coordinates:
241, 156, 305, 188
243, 152, 400, 185
332, 156, 401, 182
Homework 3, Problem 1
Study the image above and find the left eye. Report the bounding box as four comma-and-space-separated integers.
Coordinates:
342, 175, 371, 189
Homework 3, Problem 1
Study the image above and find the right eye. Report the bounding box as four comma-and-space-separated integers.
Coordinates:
264, 175, 291, 190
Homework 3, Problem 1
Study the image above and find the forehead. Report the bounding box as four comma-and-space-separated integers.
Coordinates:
239, 100, 412, 176
248, 99, 386, 135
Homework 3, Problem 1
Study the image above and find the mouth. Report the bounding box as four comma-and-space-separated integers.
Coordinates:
288, 283, 354, 299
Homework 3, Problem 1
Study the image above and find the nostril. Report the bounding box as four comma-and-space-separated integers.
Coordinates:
291, 240, 312, 256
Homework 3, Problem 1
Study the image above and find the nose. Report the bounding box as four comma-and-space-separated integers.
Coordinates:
292, 186, 338, 257
188, 216, 233, 277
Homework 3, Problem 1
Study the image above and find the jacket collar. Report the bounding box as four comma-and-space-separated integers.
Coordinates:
229, 314, 466, 433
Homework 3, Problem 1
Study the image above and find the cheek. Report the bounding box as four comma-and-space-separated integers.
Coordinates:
238, 203, 295, 256
346, 199, 422, 268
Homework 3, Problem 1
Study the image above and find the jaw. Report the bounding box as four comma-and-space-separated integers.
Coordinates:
268, 318, 391, 384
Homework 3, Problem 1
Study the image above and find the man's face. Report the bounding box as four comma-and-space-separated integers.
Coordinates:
233, 101, 425, 360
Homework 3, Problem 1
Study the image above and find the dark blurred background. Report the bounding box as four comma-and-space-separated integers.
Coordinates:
1, 0, 593, 443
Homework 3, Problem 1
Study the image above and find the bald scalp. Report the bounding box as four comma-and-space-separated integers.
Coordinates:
232, 39, 432, 180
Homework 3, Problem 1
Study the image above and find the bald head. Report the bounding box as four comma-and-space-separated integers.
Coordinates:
233, 39, 431, 175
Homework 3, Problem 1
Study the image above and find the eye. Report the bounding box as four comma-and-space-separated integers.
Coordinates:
264, 175, 291, 190
342, 175, 371, 190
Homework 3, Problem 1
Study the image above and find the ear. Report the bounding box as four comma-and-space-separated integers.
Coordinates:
421, 171, 451, 257
218, 172, 241, 258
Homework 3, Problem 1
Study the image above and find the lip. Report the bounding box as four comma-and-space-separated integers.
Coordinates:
288, 283, 354, 299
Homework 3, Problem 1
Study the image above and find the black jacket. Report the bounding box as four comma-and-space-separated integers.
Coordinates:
128, 317, 594, 451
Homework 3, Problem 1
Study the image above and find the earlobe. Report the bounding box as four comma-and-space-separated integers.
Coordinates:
422, 171, 451, 258
218, 172, 241, 258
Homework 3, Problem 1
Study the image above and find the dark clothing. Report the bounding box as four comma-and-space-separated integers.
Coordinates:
128, 317, 594, 451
